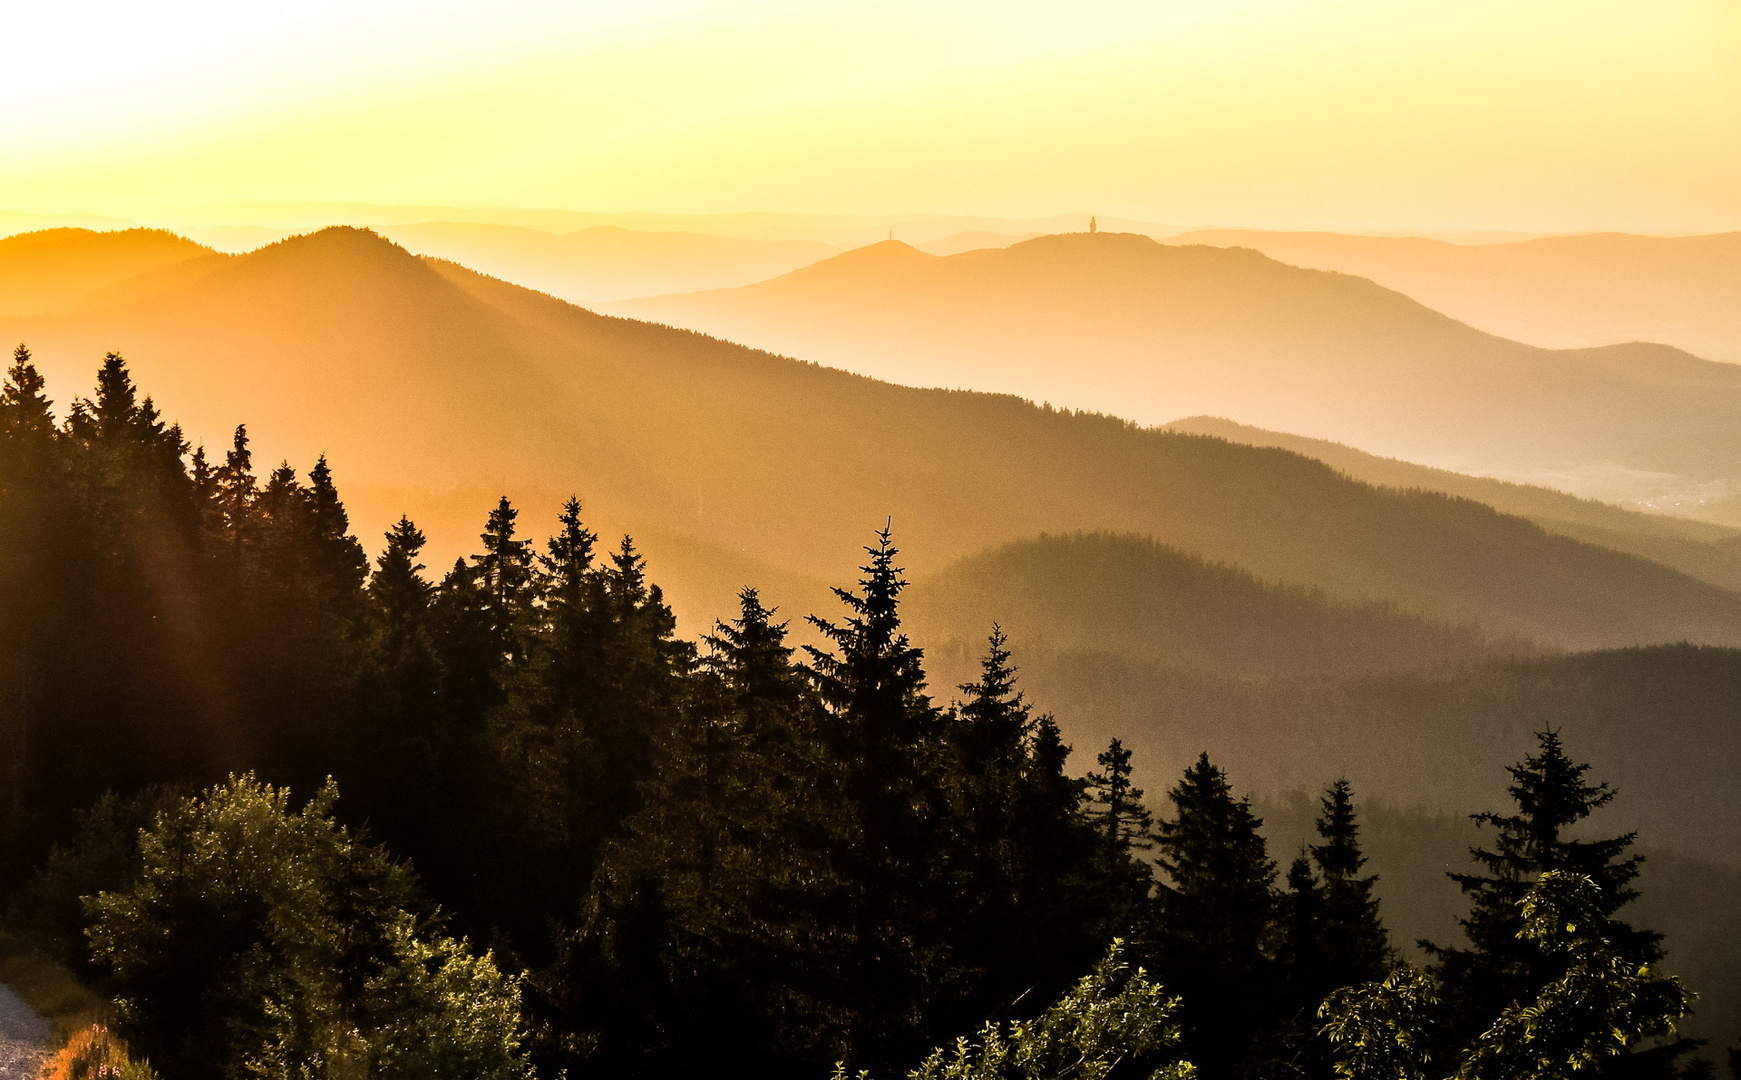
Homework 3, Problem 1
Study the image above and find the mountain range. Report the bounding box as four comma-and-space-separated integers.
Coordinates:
1161, 228, 1741, 364
612, 232, 1741, 508
8, 226, 1741, 657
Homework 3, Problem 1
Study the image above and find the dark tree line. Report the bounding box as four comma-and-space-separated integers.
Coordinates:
0, 348, 1711, 1080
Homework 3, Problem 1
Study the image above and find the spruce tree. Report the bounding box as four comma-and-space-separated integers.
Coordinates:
474, 496, 533, 661
1426, 730, 1678, 1075
306, 455, 368, 608
1280, 781, 1392, 1080
370, 517, 435, 664
947, 629, 1117, 1032
1310, 780, 1392, 990
946, 627, 1034, 1002
803, 523, 953, 1070
213, 424, 256, 545
2, 343, 55, 441
0, 344, 60, 858
1149, 753, 1280, 1080
576, 588, 844, 1076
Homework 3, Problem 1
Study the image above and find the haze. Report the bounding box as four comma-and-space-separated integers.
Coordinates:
6, 0, 1739, 234
9, 2, 1741, 1075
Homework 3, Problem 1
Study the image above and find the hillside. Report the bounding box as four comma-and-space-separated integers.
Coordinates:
906, 533, 1521, 678
0, 228, 213, 316
610, 232, 1741, 504
915, 641, 1741, 867
375, 221, 838, 303
1164, 416, 1741, 593
8, 226, 1741, 651
1163, 229, 1741, 364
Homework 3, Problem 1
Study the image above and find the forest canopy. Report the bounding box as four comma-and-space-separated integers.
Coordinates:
0, 347, 1724, 1079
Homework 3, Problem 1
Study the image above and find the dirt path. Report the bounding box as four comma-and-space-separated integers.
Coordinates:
0, 983, 49, 1080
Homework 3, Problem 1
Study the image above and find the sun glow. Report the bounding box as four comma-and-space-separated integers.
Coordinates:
4, 0, 1739, 231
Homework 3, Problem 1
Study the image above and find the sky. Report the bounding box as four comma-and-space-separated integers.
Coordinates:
4, 0, 1739, 234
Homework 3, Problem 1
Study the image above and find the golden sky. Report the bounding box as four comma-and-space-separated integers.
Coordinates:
6, 0, 1739, 233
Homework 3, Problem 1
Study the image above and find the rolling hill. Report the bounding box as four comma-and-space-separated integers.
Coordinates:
906, 532, 1521, 678
1162, 228, 1741, 364
0, 228, 214, 316
7, 226, 1741, 654
610, 232, 1741, 505
1163, 416, 1741, 594
940, 641, 1741, 869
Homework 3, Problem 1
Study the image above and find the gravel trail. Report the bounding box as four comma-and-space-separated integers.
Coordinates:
0, 983, 49, 1080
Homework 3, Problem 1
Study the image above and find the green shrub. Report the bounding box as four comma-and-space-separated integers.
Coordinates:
84, 774, 534, 1080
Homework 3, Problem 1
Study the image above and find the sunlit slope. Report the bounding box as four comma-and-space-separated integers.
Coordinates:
1165, 416, 1741, 594
907, 532, 1519, 679
0, 227, 212, 316
9, 226, 1741, 650
1165, 229, 1741, 364
611, 232, 1741, 490
375, 222, 837, 304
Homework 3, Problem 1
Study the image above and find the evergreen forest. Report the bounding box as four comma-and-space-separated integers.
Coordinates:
0, 347, 1731, 1080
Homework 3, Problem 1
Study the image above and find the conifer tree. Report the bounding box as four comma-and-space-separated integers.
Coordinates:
947, 628, 1033, 988
475, 496, 533, 661
213, 424, 256, 545
1425, 730, 1678, 1075
945, 629, 1116, 1033
486, 507, 691, 969
572, 588, 844, 1076
1280, 781, 1392, 1079
0, 344, 61, 856
306, 455, 368, 606
371, 517, 435, 663
349, 514, 446, 845
430, 556, 501, 722
2, 343, 55, 442
1310, 780, 1391, 990
1084, 738, 1154, 853
68, 351, 138, 443
804, 523, 954, 1070
1150, 753, 1280, 1080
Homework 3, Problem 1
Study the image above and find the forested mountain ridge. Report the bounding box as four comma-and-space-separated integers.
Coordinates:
611, 231, 1741, 502
7, 226, 1741, 652
0, 227, 214, 316
4, 266, 1737, 1080
1165, 416, 1741, 592
906, 532, 1525, 678
943, 641, 1741, 865
1159, 228, 1741, 364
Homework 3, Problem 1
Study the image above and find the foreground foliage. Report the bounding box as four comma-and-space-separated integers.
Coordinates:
842, 941, 1195, 1080
84, 776, 531, 1080
1323, 871, 1691, 1080
2, 351, 1724, 1079
38, 1025, 160, 1080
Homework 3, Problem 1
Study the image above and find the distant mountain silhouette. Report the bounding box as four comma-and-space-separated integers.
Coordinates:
375, 221, 838, 303
0, 227, 212, 316
907, 532, 1522, 678
1164, 228, 1741, 363
8, 226, 1741, 651
1165, 416, 1741, 594
611, 232, 1741, 503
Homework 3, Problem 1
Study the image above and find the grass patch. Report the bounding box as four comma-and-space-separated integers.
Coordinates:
0, 931, 107, 1045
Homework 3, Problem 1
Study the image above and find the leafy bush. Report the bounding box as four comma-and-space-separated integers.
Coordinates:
84, 774, 534, 1080
841, 940, 1196, 1080
1321, 872, 1692, 1080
